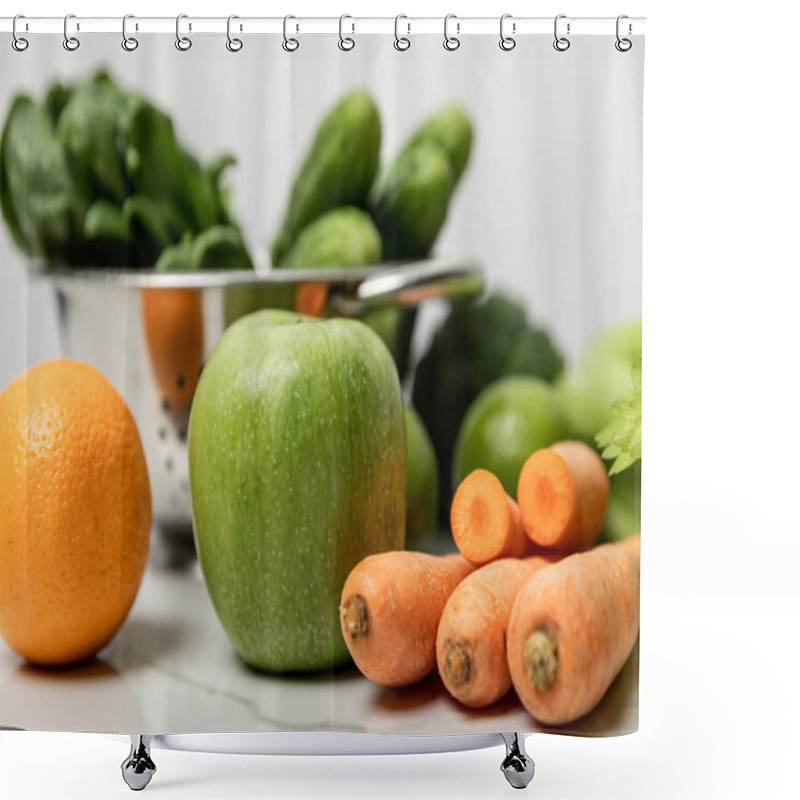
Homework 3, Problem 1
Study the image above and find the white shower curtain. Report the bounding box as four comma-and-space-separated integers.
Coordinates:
0, 21, 643, 740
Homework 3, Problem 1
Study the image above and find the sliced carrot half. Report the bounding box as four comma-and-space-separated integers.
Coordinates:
451, 469, 531, 566
517, 441, 609, 553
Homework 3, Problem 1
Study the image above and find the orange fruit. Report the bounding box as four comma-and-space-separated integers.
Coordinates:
0, 359, 151, 666
141, 288, 204, 413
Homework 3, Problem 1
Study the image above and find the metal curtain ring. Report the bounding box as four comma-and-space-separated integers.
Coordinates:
443, 14, 460, 51
226, 15, 243, 52
394, 14, 410, 51
121, 14, 138, 51
175, 13, 192, 51
615, 14, 632, 51
339, 14, 355, 51
499, 13, 515, 51
283, 15, 299, 52
63, 13, 80, 51
553, 14, 570, 51
12, 14, 29, 51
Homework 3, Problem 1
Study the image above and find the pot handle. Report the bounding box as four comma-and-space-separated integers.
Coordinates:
328, 259, 484, 314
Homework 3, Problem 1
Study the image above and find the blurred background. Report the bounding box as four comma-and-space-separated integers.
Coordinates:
0, 32, 642, 387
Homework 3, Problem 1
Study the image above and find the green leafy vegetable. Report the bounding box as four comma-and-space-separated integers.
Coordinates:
0, 71, 248, 270
56, 73, 128, 203
596, 354, 642, 475
155, 226, 251, 272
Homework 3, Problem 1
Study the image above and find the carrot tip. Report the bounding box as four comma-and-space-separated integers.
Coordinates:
341, 595, 369, 638
444, 641, 472, 687
524, 629, 558, 692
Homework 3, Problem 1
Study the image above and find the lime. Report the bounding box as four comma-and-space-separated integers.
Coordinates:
453, 376, 569, 496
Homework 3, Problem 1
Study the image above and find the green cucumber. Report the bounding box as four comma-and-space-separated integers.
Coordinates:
282, 207, 382, 269
371, 142, 453, 261
399, 104, 473, 183
271, 91, 381, 265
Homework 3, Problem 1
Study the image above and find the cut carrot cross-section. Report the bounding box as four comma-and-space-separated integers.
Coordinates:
451, 468, 533, 566
517, 441, 609, 553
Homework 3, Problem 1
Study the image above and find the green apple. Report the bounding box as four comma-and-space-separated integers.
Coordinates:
453, 376, 569, 496
188, 309, 406, 672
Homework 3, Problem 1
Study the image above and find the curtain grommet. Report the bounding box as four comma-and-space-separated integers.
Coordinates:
338, 14, 355, 51
444, 14, 460, 51
121, 14, 138, 51
12, 14, 29, 51
175, 13, 192, 51
553, 14, 571, 52
282, 15, 299, 52
394, 14, 410, 51
615, 15, 632, 51
499, 14, 516, 51
63, 14, 80, 51
226, 15, 243, 52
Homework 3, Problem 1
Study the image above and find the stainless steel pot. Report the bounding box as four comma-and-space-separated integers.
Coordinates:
45, 260, 482, 557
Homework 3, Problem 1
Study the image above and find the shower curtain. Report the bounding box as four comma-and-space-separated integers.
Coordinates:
0, 19, 643, 741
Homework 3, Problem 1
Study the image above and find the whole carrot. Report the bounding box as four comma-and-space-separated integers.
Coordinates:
451, 469, 533, 566
507, 536, 640, 725
436, 556, 555, 708
517, 441, 609, 553
340, 552, 474, 687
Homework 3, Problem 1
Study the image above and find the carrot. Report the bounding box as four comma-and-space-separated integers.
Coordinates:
296, 282, 329, 317
141, 288, 204, 414
451, 469, 533, 566
506, 536, 640, 725
340, 552, 474, 687
436, 555, 555, 708
517, 441, 609, 553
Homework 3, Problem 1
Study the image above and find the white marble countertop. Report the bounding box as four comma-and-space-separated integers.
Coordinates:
0, 554, 638, 738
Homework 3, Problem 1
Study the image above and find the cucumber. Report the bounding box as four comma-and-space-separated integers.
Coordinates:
271, 91, 381, 265
371, 142, 453, 261
399, 104, 473, 183
282, 207, 382, 269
